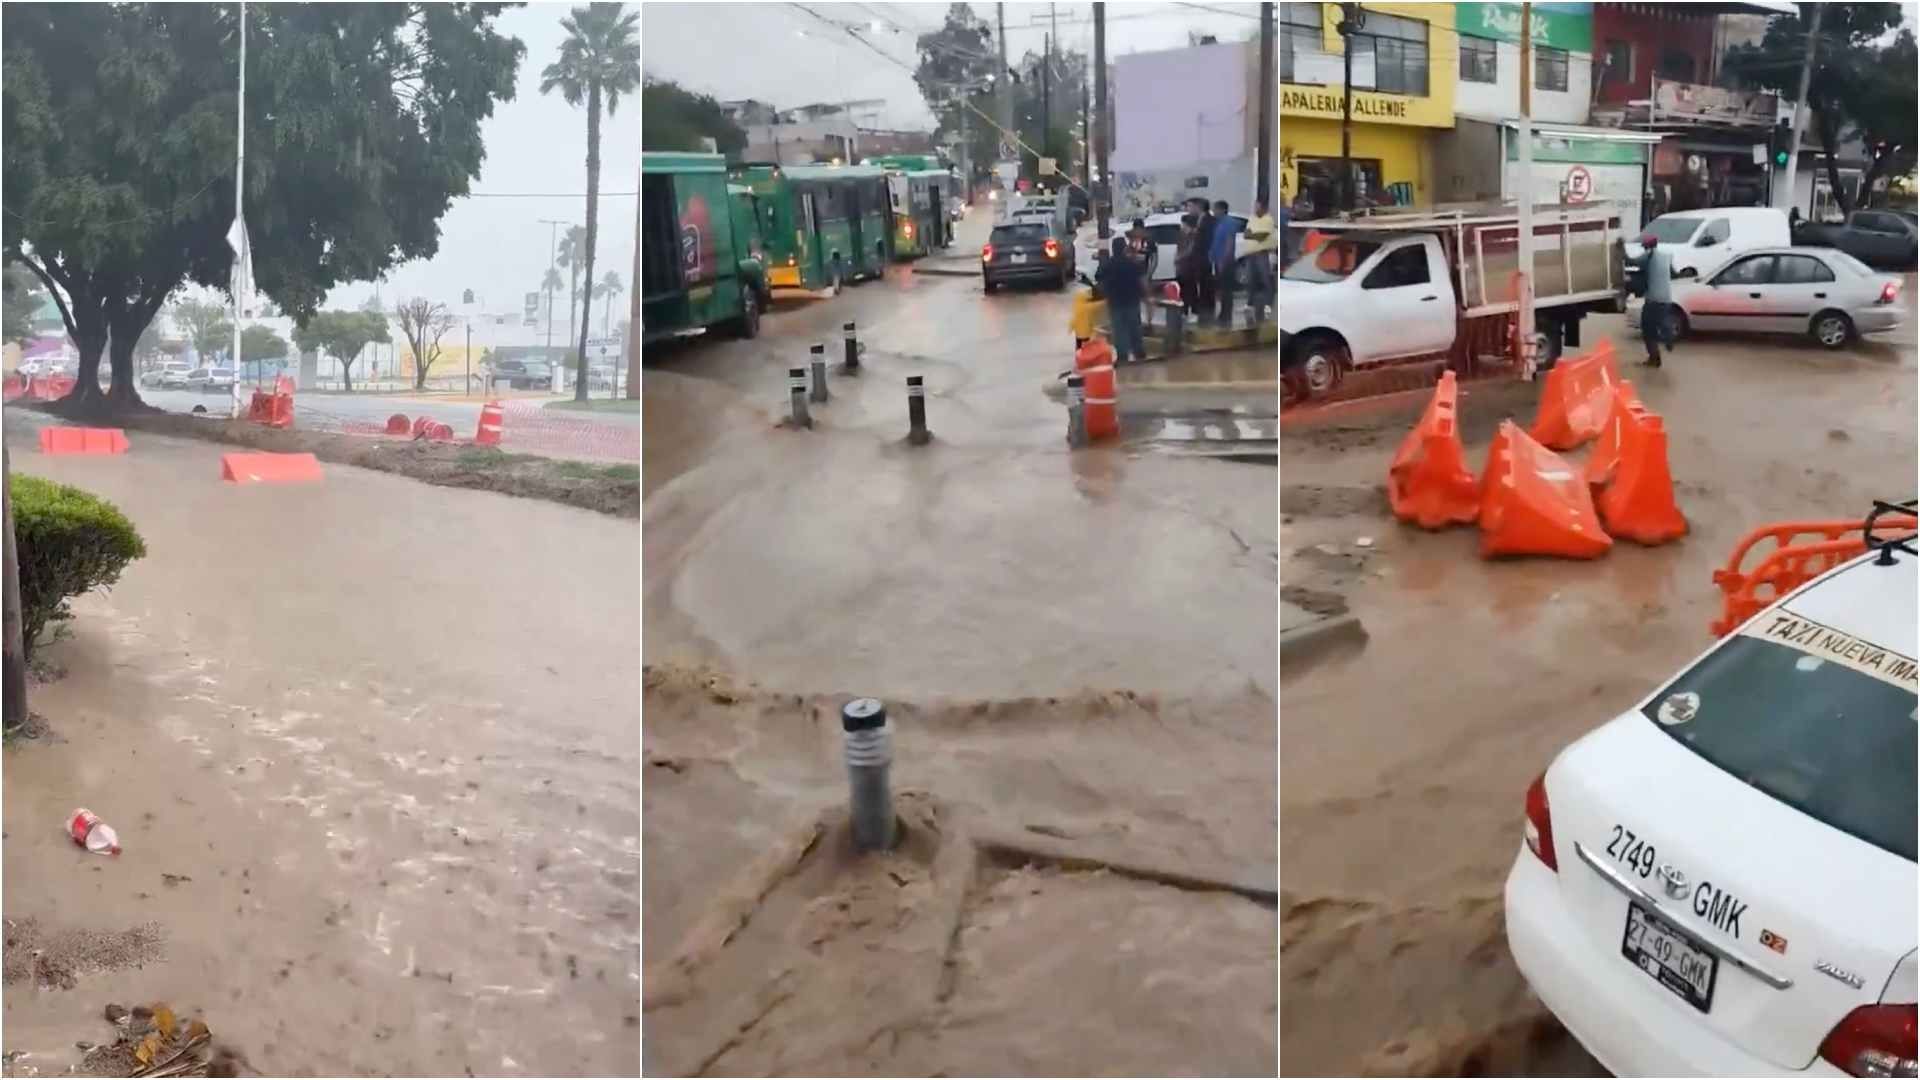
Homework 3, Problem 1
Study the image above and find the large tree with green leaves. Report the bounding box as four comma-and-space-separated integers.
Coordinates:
2, 3, 523, 414
542, 3, 640, 402
913, 4, 1001, 178
170, 298, 231, 362
640, 78, 746, 156
2, 266, 43, 348
290, 309, 388, 392
1726, 4, 1915, 213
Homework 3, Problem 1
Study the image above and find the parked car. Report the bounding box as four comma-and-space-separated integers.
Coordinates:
1627, 246, 1903, 349
1075, 211, 1251, 287
982, 219, 1077, 293
1505, 507, 1915, 1077
143, 361, 192, 388
1793, 209, 1919, 270
188, 366, 236, 393
1625, 207, 1792, 286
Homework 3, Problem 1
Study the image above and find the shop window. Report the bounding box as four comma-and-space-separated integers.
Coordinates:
1280, 2, 1321, 84
1350, 11, 1429, 96
1603, 40, 1632, 83
1658, 49, 1696, 83
1460, 35, 1497, 84
1535, 46, 1569, 93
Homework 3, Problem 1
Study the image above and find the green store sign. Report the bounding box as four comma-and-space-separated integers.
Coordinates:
1456, 2, 1592, 53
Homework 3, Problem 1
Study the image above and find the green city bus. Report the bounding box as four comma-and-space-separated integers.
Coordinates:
870, 155, 956, 259
641, 152, 768, 342
731, 163, 892, 293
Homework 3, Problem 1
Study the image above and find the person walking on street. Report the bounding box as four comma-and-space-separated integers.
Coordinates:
1242, 199, 1276, 326
1096, 236, 1147, 365
1639, 233, 1675, 368
1210, 199, 1245, 326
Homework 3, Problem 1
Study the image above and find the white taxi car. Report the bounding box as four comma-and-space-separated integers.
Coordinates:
1506, 520, 1917, 1077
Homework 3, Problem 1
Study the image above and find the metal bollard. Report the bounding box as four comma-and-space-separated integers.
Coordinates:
842, 698, 895, 852
906, 375, 929, 445
843, 322, 860, 372
788, 366, 812, 428
809, 344, 830, 403
1164, 303, 1186, 356
1065, 372, 1087, 448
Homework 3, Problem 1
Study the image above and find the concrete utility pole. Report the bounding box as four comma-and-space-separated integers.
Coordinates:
1094, 2, 1110, 240
1257, 2, 1274, 207
1081, 77, 1090, 194
231, 0, 247, 420
1042, 32, 1051, 178
1778, 2, 1822, 214
997, 3, 1013, 159
1518, 2, 1537, 378
1337, 3, 1361, 211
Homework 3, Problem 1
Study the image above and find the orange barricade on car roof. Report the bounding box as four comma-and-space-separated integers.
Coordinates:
1529, 339, 1620, 451
1596, 411, 1687, 545
1387, 371, 1480, 529
1477, 420, 1612, 560
1709, 510, 1917, 637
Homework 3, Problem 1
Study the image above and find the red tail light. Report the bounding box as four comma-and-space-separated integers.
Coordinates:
1524, 772, 1557, 872
1881, 281, 1901, 304
1819, 1004, 1917, 1077
904, 221, 915, 238
1044, 238, 1061, 260
982, 243, 993, 263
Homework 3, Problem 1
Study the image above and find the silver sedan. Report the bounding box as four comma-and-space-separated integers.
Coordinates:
1628, 245, 1904, 349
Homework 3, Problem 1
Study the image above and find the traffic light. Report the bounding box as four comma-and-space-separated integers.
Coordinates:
1772, 119, 1792, 168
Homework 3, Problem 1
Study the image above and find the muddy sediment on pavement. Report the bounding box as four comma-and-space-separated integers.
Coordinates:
2, 918, 166, 992
642, 662, 1277, 1077
1278, 313, 1917, 1076
9, 402, 637, 517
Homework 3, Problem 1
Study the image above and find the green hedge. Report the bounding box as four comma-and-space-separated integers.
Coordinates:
11, 475, 146, 659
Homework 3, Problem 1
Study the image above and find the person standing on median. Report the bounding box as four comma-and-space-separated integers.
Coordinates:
1097, 236, 1147, 366
1242, 199, 1277, 326
1639, 232, 1675, 368
1188, 197, 1219, 323
1210, 199, 1246, 327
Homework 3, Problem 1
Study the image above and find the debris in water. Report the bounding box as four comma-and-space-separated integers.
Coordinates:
69, 809, 122, 856
1355, 536, 1375, 549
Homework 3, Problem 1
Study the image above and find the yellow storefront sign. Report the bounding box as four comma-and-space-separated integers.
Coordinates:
1279, 1, 1455, 129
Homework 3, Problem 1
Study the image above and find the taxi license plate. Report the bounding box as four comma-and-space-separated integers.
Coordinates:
1622, 901, 1718, 1013
1012, 253, 1027, 264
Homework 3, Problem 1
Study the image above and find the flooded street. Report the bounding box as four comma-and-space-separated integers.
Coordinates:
1278, 308, 1918, 1076
642, 216, 1280, 1075
3, 419, 639, 1077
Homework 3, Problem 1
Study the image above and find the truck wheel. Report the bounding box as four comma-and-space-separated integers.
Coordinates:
1288, 332, 1347, 401
732, 287, 761, 339
1811, 310, 1853, 349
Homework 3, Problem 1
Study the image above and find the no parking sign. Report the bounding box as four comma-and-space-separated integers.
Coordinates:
1565, 165, 1593, 203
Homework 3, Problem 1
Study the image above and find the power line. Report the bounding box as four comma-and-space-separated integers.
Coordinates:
1174, 2, 1263, 20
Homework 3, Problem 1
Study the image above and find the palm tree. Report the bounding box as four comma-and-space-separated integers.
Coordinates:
555, 224, 588, 350
596, 271, 624, 337
542, 3, 640, 402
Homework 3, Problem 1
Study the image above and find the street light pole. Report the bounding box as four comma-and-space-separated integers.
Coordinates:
1518, 2, 1537, 379
538, 218, 566, 393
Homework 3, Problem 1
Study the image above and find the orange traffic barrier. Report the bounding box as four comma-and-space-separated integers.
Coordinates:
38, 427, 129, 455
475, 400, 505, 447
385, 413, 411, 435
1074, 338, 1119, 441
1387, 371, 1479, 529
220, 452, 322, 485
244, 376, 294, 428
1583, 381, 1647, 488
1595, 412, 1687, 545
1529, 339, 1620, 450
1709, 514, 1917, 637
1477, 420, 1612, 560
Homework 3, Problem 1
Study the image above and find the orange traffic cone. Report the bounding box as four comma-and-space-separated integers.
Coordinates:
1075, 339, 1119, 441
1478, 420, 1612, 560
1388, 371, 1479, 529
1596, 412, 1687, 545
1529, 339, 1620, 451
475, 400, 505, 447
1583, 380, 1646, 488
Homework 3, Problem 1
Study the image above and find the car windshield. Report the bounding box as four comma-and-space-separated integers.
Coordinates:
1282, 238, 1385, 284
1829, 250, 1879, 277
1642, 619, 1916, 861
992, 224, 1049, 244
1641, 216, 1703, 244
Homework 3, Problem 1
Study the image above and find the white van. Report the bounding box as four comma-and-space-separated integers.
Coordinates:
1624, 206, 1791, 280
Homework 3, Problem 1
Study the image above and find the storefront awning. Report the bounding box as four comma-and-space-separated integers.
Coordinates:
1466, 115, 1666, 145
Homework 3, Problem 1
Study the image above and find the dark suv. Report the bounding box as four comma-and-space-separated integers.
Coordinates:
982, 220, 1076, 293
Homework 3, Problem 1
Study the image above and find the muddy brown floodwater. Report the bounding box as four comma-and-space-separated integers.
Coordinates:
642, 267, 1279, 1076
2, 418, 639, 1077
1279, 310, 1917, 1077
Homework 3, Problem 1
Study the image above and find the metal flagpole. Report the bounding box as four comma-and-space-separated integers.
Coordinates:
231, 0, 246, 419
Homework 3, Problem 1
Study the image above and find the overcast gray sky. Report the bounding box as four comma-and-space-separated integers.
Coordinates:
640, 1, 1265, 132
316, 2, 640, 326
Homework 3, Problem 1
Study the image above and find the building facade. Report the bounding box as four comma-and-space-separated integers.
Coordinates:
1452, 3, 1594, 125
1112, 37, 1274, 218
1279, 1, 1456, 214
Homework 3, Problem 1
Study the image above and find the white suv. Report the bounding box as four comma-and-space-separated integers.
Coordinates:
1506, 507, 1917, 1077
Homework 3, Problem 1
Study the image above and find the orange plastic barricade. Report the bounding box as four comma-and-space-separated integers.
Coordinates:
386, 413, 411, 435
220, 452, 322, 485
1709, 513, 1917, 637
1074, 338, 1119, 441
1477, 420, 1612, 559
1595, 412, 1687, 545
38, 427, 129, 456
1387, 371, 1479, 529
1529, 339, 1620, 451
1583, 380, 1646, 488
474, 400, 505, 447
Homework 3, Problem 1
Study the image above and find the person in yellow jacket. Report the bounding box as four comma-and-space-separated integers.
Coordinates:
1069, 274, 1106, 351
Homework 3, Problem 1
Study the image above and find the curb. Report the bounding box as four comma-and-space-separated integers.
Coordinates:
1279, 612, 1367, 667
915, 265, 982, 278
